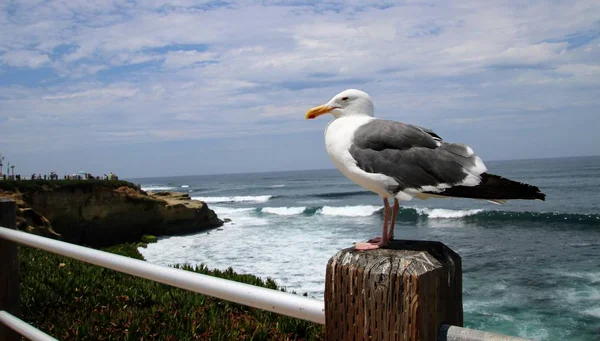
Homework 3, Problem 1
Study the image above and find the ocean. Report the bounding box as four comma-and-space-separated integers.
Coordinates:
130, 156, 600, 341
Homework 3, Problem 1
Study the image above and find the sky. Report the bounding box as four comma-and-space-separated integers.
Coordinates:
0, 0, 599, 178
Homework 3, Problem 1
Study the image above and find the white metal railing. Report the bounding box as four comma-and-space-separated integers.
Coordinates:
0, 225, 531, 341
0, 226, 325, 324
0, 311, 58, 341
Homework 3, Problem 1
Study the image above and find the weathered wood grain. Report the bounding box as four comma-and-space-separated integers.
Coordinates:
325, 240, 462, 341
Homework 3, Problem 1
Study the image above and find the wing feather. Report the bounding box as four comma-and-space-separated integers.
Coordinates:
349, 119, 486, 193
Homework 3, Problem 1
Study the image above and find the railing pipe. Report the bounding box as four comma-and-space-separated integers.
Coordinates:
0, 226, 325, 324
0, 311, 58, 341
0, 225, 533, 341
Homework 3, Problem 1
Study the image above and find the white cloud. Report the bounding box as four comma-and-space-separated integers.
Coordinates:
0, 0, 599, 161
110, 52, 162, 66
1, 50, 50, 68
42, 85, 139, 100
556, 63, 600, 77
163, 50, 218, 68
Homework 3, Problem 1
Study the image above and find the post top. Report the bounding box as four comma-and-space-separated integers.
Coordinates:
329, 239, 461, 277
347, 239, 459, 260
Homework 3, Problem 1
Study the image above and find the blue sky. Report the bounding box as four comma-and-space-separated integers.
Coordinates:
1, 0, 599, 178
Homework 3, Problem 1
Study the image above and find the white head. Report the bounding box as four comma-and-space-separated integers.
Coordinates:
305, 89, 374, 120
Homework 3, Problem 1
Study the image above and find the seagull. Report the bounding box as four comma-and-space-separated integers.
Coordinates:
305, 89, 546, 250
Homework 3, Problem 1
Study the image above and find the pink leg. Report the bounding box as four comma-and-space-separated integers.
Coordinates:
388, 198, 399, 240
356, 198, 390, 250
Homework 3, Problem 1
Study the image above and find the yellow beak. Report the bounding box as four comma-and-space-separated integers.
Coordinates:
305, 104, 335, 119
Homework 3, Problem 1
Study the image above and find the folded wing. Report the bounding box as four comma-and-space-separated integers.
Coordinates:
349, 119, 487, 194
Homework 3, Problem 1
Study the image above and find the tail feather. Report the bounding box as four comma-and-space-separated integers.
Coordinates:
426, 173, 546, 201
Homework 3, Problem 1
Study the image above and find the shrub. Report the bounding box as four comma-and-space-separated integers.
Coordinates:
19, 244, 324, 340
141, 235, 158, 244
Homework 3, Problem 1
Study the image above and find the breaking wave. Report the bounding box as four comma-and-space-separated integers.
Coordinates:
141, 185, 176, 191
191, 195, 274, 203
458, 210, 600, 225
211, 207, 256, 215
317, 205, 383, 217
209, 204, 600, 225
414, 208, 484, 219
262, 206, 307, 216
406, 208, 599, 225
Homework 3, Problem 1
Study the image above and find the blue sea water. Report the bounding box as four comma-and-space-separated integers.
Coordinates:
130, 156, 600, 341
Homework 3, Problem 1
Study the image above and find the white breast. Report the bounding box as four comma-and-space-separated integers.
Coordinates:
325, 116, 399, 198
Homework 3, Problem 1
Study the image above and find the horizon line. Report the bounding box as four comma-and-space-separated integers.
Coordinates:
124, 154, 600, 181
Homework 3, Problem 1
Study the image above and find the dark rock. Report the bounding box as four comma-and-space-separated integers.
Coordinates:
0, 186, 223, 247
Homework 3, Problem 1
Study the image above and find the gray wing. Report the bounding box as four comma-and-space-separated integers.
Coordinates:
416, 125, 442, 142
349, 119, 486, 192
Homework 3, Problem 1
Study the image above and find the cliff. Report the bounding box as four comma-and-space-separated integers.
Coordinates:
0, 180, 223, 247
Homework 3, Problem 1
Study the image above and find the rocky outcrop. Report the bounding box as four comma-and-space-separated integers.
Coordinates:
18, 207, 60, 238
0, 183, 222, 247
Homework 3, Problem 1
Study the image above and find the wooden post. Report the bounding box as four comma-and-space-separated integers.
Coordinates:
325, 240, 462, 341
0, 199, 20, 341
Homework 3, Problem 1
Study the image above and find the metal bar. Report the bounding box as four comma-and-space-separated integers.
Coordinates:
0, 311, 58, 341
0, 226, 533, 340
0, 226, 325, 324
440, 324, 532, 341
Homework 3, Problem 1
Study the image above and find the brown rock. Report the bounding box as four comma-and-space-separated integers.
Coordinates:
18, 207, 60, 238
0, 185, 222, 247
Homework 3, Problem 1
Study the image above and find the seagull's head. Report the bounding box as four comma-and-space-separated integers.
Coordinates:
305, 89, 374, 120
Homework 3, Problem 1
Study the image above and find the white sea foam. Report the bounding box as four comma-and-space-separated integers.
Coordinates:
515, 319, 550, 341
210, 206, 266, 226
297, 199, 331, 204
416, 208, 484, 219
137, 162, 600, 339
211, 206, 255, 215
262, 206, 306, 216
318, 205, 382, 217
270, 184, 285, 188
559, 287, 600, 305
552, 271, 600, 284
305, 205, 484, 219
138, 206, 358, 301
181, 185, 189, 188
141, 185, 175, 191
582, 307, 600, 318
192, 195, 273, 203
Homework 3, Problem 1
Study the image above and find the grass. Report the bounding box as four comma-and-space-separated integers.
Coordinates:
141, 234, 158, 243
0, 179, 139, 193
19, 244, 325, 340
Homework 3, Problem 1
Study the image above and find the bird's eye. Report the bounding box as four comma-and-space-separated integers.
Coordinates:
341, 96, 349, 101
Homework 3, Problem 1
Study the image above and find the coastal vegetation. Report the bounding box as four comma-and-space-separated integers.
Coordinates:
3, 179, 322, 339
0, 179, 139, 193
141, 234, 158, 244
19, 243, 325, 340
